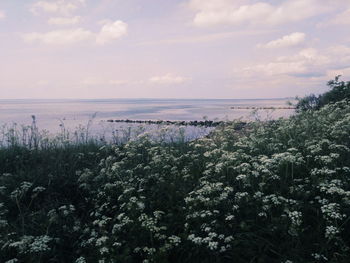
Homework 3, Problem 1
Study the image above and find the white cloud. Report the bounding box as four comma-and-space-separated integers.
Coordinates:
326, 67, 350, 79
23, 28, 94, 45
138, 29, 274, 46
81, 78, 129, 86
258, 32, 305, 49
325, 45, 350, 66
188, 0, 334, 27
23, 20, 128, 45
30, 0, 84, 16
321, 8, 350, 26
149, 74, 188, 85
240, 45, 350, 78
96, 20, 128, 45
36, 80, 49, 86
108, 80, 128, 85
241, 48, 325, 76
31, 1, 75, 15
0, 10, 5, 19
48, 16, 81, 25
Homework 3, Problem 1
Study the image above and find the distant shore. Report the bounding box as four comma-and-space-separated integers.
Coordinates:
106, 119, 237, 127
231, 106, 295, 110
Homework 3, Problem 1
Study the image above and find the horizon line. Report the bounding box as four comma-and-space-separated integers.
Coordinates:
0, 97, 296, 101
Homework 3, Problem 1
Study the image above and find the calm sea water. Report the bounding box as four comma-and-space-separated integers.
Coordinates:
0, 98, 294, 140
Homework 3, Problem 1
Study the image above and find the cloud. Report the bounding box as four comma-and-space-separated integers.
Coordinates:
250, 48, 330, 76
23, 20, 128, 45
30, 0, 83, 15
320, 8, 350, 26
240, 45, 350, 78
96, 20, 128, 45
81, 78, 131, 86
36, 80, 49, 86
188, 0, 333, 27
0, 10, 5, 19
258, 32, 306, 49
149, 74, 188, 85
137, 29, 275, 46
23, 28, 94, 45
82, 75, 190, 87
326, 67, 350, 79
325, 45, 350, 66
48, 16, 81, 25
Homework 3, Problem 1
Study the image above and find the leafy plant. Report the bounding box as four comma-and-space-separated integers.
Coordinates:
296, 76, 350, 112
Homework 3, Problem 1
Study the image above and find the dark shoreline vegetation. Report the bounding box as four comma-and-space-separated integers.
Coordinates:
1, 78, 350, 263
106, 119, 245, 128
231, 106, 295, 110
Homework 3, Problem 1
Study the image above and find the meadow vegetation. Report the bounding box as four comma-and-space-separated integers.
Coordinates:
1, 78, 350, 263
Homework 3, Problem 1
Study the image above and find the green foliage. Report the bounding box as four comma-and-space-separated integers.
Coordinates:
296, 76, 350, 112
295, 94, 320, 112
1, 100, 350, 262
321, 76, 350, 106
0, 144, 114, 263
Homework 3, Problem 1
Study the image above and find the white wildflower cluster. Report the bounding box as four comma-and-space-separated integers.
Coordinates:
95, 236, 109, 247
319, 180, 350, 197
185, 181, 234, 207
112, 213, 133, 232
139, 211, 166, 234
321, 203, 345, 221
10, 182, 33, 200
286, 210, 303, 236
29, 235, 52, 253
31, 186, 46, 198
272, 151, 304, 166
325, 225, 340, 239
236, 174, 247, 182
8, 235, 52, 254
311, 253, 328, 261
262, 194, 283, 207
93, 217, 111, 228
58, 204, 76, 216
8, 236, 33, 254
235, 192, 249, 202
168, 235, 181, 247
75, 257, 87, 263
311, 168, 336, 177
287, 211, 302, 227
187, 233, 232, 252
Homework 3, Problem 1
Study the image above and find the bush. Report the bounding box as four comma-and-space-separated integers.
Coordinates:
296, 76, 350, 112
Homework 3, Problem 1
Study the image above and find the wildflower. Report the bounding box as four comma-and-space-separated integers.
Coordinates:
75, 257, 87, 263
287, 211, 302, 226
29, 235, 52, 253
208, 241, 218, 250
321, 203, 345, 221
311, 253, 328, 261
325, 225, 339, 239
168, 235, 181, 246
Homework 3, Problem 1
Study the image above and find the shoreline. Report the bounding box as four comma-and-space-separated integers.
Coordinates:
230, 106, 295, 110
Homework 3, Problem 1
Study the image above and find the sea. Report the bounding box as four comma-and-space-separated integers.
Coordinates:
0, 98, 295, 142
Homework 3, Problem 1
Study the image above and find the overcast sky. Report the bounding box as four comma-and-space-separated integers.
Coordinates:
0, 0, 349, 99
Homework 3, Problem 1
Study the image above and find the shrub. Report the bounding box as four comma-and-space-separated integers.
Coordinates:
296, 76, 350, 112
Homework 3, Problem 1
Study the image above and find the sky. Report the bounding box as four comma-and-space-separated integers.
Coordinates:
0, 0, 350, 99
